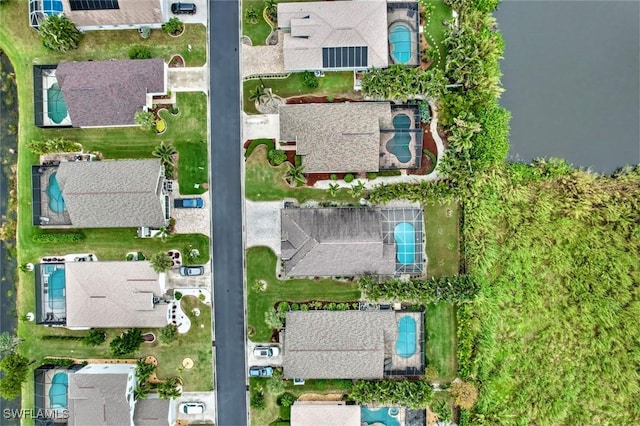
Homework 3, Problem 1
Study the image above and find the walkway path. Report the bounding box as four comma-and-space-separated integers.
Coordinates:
168, 66, 208, 92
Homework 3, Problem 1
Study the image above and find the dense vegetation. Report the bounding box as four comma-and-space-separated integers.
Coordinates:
359, 275, 478, 304
350, 380, 433, 409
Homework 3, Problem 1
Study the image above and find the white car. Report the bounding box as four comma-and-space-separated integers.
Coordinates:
253, 345, 280, 358
179, 402, 205, 415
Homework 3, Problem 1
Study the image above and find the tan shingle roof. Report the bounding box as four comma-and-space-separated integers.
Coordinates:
278, 0, 389, 70
279, 103, 391, 173
134, 397, 171, 426
64, 261, 167, 328
283, 311, 397, 379
55, 159, 167, 228
281, 207, 396, 277
291, 402, 361, 426
61, 0, 164, 28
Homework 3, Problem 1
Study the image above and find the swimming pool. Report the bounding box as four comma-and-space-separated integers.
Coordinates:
47, 172, 66, 213
47, 83, 68, 124
394, 222, 415, 264
389, 24, 412, 63
386, 114, 412, 163
361, 407, 400, 426
49, 372, 68, 410
395, 315, 417, 357
48, 268, 66, 310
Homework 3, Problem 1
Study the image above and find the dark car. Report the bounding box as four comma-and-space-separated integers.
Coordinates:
171, 2, 197, 14
249, 366, 273, 377
174, 198, 204, 208
179, 266, 205, 276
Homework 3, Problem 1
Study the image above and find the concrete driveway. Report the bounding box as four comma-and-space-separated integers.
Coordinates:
166, 0, 208, 25
245, 200, 282, 255
168, 67, 209, 93
246, 341, 283, 368
174, 391, 216, 423
166, 262, 211, 289
242, 112, 280, 143
170, 183, 210, 236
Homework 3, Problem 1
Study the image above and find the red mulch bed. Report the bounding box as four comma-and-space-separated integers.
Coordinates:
168, 54, 185, 68
408, 123, 438, 175
285, 150, 296, 165
286, 95, 361, 104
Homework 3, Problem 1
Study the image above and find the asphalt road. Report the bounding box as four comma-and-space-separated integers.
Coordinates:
209, 1, 248, 425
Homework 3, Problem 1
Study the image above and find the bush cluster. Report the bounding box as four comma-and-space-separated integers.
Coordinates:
358, 275, 479, 304
302, 71, 319, 88
344, 173, 354, 183
128, 45, 152, 59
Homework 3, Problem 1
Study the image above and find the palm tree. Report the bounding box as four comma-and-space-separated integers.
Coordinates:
38, 15, 81, 51
134, 382, 152, 401
152, 142, 177, 164
264, 0, 278, 21
155, 226, 171, 241
327, 183, 340, 197
285, 164, 306, 186
351, 180, 366, 197
149, 252, 173, 273
135, 358, 156, 382
248, 84, 265, 103
158, 377, 182, 399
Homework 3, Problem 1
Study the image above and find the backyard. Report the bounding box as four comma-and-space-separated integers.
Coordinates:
246, 246, 361, 342
423, 0, 452, 70
425, 302, 457, 381
424, 201, 460, 278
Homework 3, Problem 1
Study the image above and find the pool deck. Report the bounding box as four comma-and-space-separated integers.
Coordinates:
387, 8, 420, 66
38, 167, 72, 226
41, 71, 72, 127
386, 312, 423, 375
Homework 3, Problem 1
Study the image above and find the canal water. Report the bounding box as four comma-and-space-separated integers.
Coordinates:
0, 50, 20, 422
496, 1, 639, 174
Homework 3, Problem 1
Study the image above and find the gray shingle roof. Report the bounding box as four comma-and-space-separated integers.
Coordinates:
291, 402, 361, 426
56, 59, 164, 127
55, 159, 167, 228
279, 102, 391, 173
281, 207, 396, 276
61, 0, 164, 28
283, 311, 397, 379
278, 0, 389, 70
67, 365, 134, 426
64, 261, 167, 328
133, 397, 171, 426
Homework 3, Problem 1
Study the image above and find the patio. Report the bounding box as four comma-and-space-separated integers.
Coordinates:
387, 2, 421, 66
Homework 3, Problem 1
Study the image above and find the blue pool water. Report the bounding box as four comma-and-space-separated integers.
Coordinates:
48, 268, 65, 310
42, 0, 64, 16
47, 173, 66, 213
394, 222, 415, 264
47, 83, 68, 124
49, 372, 68, 409
361, 407, 400, 426
395, 315, 417, 357
389, 24, 412, 63
386, 114, 412, 163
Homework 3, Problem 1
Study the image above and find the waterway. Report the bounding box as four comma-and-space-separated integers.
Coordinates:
0, 50, 20, 423
496, 1, 639, 174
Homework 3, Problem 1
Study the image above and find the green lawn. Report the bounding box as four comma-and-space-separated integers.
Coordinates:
425, 302, 457, 382
424, 201, 460, 278
242, 0, 272, 46
245, 145, 361, 203
243, 72, 361, 114
246, 247, 361, 342
423, 0, 452, 70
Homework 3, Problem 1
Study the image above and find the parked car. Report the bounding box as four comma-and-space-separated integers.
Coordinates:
249, 366, 274, 377
179, 265, 205, 276
174, 198, 204, 208
171, 2, 197, 14
178, 401, 205, 414
253, 345, 280, 358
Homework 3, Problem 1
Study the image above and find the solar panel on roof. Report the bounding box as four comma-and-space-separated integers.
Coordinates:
69, 0, 119, 11
322, 46, 368, 68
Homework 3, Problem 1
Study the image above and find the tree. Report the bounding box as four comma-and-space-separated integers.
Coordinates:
152, 142, 177, 164
267, 149, 287, 166
82, 329, 106, 346
285, 164, 306, 186
110, 329, 144, 356
158, 377, 181, 399
245, 6, 260, 25
161, 17, 184, 35
264, 307, 284, 329
327, 183, 340, 197
136, 358, 156, 382
351, 180, 366, 197
38, 15, 81, 51
264, 0, 278, 21
155, 226, 171, 242
249, 84, 265, 102
250, 385, 266, 409
159, 324, 178, 344
26, 138, 81, 154
0, 353, 30, 399
0, 333, 21, 354
134, 382, 152, 401
135, 111, 156, 131
149, 252, 173, 273
450, 381, 478, 409
266, 369, 285, 394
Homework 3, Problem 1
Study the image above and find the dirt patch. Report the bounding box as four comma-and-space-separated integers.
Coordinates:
297, 393, 345, 401
286, 95, 361, 104
427, 408, 439, 426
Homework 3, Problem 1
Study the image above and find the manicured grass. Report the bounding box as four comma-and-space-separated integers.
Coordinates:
242, 0, 272, 46
245, 145, 361, 203
246, 247, 361, 342
244, 138, 275, 158
425, 302, 457, 382
423, 0, 452, 70
424, 201, 460, 278
243, 72, 361, 114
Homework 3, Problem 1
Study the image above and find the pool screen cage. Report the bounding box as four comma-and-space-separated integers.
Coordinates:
380, 208, 425, 275
34, 365, 81, 425
384, 312, 425, 377
379, 104, 424, 171
386, 1, 421, 65
29, 0, 63, 28
33, 65, 70, 128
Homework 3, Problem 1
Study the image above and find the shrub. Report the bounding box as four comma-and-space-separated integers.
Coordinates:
82, 329, 106, 346
149, 252, 173, 273
265, 307, 284, 329
198, 294, 206, 302
43, 358, 74, 367
162, 17, 184, 35
302, 71, 319, 88
245, 6, 260, 25
126, 253, 134, 261
268, 149, 287, 166
110, 329, 144, 356
350, 379, 433, 409
300, 303, 309, 311
278, 392, 297, 407
134, 111, 156, 131
175, 291, 183, 300
330, 174, 338, 181
128, 45, 152, 59
266, 369, 285, 394
450, 381, 478, 409
250, 387, 265, 409
27, 138, 81, 154
344, 174, 354, 183
160, 324, 178, 344
33, 232, 85, 243
291, 303, 300, 311
424, 365, 439, 381
0, 353, 30, 399
39, 15, 81, 51
419, 101, 431, 123
367, 172, 377, 180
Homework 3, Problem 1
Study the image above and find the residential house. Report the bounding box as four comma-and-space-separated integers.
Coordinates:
35, 261, 169, 329
133, 396, 174, 426
291, 402, 361, 426
31, 159, 169, 228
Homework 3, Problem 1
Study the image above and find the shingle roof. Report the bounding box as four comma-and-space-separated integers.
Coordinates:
133, 397, 171, 426
291, 402, 361, 426
64, 261, 167, 328
55, 159, 167, 228
61, 0, 164, 28
67, 365, 134, 426
279, 102, 391, 173
278, 0, 389, 70
283, 311, 397, 379
56, 59, 164, 127
281, 207, 396, 276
